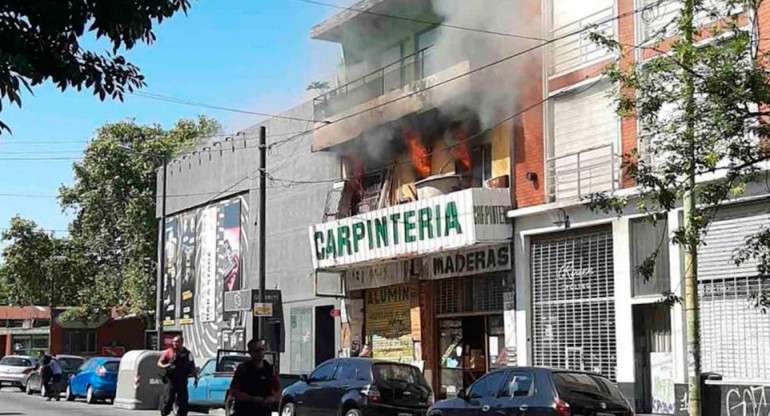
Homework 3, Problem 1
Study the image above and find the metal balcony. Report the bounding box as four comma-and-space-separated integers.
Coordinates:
313, 46, 435, 120
547, 143, 620, 201
550, 6, 615, 76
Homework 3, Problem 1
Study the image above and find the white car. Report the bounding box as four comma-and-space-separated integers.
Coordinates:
0, 355, 37, 391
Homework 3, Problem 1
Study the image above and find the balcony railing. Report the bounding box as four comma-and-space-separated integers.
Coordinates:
547, 143, 620, 201
550, 6, 615, 76
313, 45, 435, 120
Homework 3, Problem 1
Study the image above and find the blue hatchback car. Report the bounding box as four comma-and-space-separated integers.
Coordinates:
65, 357, 120, 404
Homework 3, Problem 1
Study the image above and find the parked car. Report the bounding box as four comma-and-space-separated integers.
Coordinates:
427, 367, 633, 416
281, 358, 433, 416
189, 351, 301, 415
0, 355, 37, 391
25, 355, 86, 397
65, 357, 121, 404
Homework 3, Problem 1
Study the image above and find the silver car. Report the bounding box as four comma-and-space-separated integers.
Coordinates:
0, 355, 37, 391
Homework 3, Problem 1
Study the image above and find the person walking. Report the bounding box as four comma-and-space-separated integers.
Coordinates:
229, 339, 280, 416
36, 352, 54, 400
157, 335, 197, 416
48, 358, 62, 401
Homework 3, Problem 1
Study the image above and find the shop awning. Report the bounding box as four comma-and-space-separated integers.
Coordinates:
309, 188, 512, 271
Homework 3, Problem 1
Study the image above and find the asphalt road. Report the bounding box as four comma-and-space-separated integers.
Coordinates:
0, 387, 211, 416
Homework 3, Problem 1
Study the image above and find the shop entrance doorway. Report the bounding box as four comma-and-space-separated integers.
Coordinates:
633, 303, 673, 414
437, 314, 504, 398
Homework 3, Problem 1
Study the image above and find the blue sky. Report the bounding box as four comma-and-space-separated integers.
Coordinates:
0, 0, 342, 241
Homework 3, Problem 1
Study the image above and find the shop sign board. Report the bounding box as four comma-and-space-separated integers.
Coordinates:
426, 243, 511, 280
309, 188, 511, 270
345, 260, 410, 291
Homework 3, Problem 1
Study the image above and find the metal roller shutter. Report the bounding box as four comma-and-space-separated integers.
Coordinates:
530, 227, 617, 380
550, 81, 619, 200
698, 201, 770, 380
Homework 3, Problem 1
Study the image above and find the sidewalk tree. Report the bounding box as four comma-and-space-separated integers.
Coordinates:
58, 116, 220, 318
590, 0, 770, 414
0, 216, 81, 306
0, 0, 193, 133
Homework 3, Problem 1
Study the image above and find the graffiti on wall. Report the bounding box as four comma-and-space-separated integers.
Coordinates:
724, 385, 769, 416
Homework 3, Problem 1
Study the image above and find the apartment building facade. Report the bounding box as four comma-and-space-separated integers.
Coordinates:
306, 0, 770, 414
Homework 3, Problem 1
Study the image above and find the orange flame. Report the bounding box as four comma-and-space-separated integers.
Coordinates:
450, 129, 471, 173
404, 130, 431, 178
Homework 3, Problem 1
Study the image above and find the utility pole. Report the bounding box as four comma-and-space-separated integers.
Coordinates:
681, 0, 701, 414
157, 154, 168, 351
258, 126, 267, 341
48, 255, 67, 353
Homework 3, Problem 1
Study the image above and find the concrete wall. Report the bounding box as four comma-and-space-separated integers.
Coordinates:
157, 101, 341, 373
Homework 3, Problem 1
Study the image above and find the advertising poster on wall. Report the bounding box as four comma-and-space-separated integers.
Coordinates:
365, 284, 414, 363
198, 206, 218, 323
651, 352, 675, 414
162, 217, 180, 326
219, 200, 242, 325
179, 212, 197, 324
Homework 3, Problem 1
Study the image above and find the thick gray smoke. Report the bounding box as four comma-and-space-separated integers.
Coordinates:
429, 0, 539, 129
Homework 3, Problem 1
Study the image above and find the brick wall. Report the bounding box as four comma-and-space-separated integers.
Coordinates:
513, 0, 546, 208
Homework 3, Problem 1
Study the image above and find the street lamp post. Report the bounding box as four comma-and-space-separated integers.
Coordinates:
118, 145, 168, 350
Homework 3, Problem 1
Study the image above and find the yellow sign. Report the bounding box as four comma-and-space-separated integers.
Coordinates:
253, 303, 273, 317
365, 285, 410, 338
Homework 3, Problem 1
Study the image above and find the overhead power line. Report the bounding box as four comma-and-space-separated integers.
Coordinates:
130, 91, 328, 124
294, 0, 547, 41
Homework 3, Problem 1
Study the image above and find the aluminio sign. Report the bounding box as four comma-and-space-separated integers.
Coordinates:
309, 188, 511, 269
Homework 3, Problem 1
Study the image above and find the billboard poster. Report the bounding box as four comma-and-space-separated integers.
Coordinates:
179, 212, 197, 325
162, 217, 180, 326
219, 200, 242, 324
198, 206, 218, 323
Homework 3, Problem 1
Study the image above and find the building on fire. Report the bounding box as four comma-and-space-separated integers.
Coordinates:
154, 0, 770, 414
304, 0, 770, 414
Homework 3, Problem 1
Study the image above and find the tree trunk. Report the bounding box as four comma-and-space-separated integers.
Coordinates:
682, 0, 702, 415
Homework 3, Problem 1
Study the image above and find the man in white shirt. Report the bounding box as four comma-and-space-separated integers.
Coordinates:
47, 358, 63, 401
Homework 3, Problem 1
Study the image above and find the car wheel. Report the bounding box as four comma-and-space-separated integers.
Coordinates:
25, 383, 33, 395
345, 407, 363, 416
86, 386, 96, 404
65, 385, 75, 401
282, 402, 296, 416
40, 383, 48, 398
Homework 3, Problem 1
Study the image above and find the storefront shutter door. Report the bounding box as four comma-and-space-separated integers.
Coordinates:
551, 82, 618, 200
697, 201, 770, 380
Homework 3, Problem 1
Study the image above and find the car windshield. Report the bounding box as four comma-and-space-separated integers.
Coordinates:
372, 363, 429, 388
219, 356, 249, 372
57, 357, 85, 372
553, 372, 627, 403
0, 357, 32, 367
103, 361, 120, 372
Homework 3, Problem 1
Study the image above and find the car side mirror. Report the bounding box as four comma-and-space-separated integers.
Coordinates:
301, 374, 310, 383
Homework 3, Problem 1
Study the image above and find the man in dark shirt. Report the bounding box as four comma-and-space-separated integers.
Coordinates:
157, 335, 197, 416
229, 339, 280, 416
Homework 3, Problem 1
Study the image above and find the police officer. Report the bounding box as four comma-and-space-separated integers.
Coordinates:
229, 339, 280, 416
157, 335, 197, 416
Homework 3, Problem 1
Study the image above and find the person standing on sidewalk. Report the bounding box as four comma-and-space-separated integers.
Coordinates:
157, 335, 197, 416
229, 339, 280, 416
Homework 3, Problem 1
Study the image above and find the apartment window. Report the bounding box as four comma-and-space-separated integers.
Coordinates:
638, 0, 742, 44
67, 330, 97, 354
34, 319, 50, 328
471, 143, 493, 187
548, 80, 619, 201
417, 27, 439, 78
11, 335, 49, 354
550, 0, 615, 75
0, 319, 25, 328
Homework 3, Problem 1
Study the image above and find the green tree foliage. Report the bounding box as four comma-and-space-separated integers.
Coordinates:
590, 0, 770, 282
0, 0, 193, 133
0, 216, 81, 306
55, 116, 221, 318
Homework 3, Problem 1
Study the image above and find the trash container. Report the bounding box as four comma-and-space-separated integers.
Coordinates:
114, 350, 165, 410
